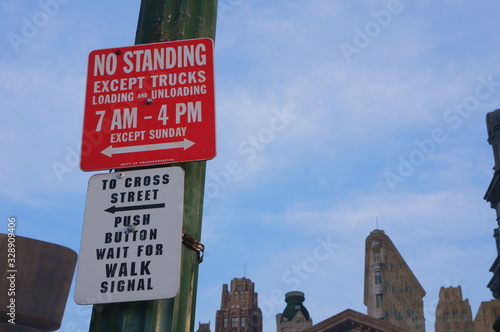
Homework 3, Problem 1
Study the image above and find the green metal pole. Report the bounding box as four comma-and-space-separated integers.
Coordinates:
87, 1, 217, 331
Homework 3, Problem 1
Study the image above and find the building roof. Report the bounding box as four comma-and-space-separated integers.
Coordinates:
305, 309, 412, 332
280, 291, 311, 323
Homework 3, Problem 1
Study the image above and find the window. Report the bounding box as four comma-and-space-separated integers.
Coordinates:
465, 328, 470, 332
376, 294, 383, 308
446, 329, 450, 332
453, 313, 459, 322
240, 316, 246, 327
462, 312, 469, 321
374, 251, 381, 262
375, 271, 382, 284
223, 317, 228, 328
444, 313, 449, 322
455, 328, 460, 332
231, 317, 238, 327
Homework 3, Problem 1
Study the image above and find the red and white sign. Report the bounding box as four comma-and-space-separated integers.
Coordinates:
80, 38, 216, 171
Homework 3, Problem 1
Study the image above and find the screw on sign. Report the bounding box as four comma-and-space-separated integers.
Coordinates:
80, 38, 216, 171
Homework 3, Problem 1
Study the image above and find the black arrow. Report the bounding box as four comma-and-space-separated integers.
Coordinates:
105, 203, 166, 214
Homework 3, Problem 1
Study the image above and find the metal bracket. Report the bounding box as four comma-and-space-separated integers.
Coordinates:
182, 231, 204, 263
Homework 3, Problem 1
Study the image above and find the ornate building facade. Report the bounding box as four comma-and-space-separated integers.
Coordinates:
434, 286, 473, 332
364, 229, 426, 332
215, 277, 263, 332
484, 109, 500, 331
275, 291, 313, 332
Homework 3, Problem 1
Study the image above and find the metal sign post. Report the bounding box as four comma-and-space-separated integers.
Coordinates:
83, 1, 218, 331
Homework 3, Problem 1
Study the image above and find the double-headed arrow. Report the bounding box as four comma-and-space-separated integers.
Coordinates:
101, 138, 195, 157
105, 203, 165, 214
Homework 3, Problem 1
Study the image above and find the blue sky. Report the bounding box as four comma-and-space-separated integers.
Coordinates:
1, 1, 500, 331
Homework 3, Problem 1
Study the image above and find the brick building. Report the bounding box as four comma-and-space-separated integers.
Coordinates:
434, 286, 473, 332
215, 277, 263, 332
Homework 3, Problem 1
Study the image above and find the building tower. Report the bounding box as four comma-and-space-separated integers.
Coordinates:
434, 286, 473, 332
364, 229, 426, 332
276, 291, 313, 332
215, 277, 263, 332
197, 322, 212, 332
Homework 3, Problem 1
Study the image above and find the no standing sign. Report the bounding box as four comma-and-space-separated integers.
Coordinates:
80, 38, 216, 171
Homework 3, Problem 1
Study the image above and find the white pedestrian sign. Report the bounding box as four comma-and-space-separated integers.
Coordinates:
75, 167, 184, 305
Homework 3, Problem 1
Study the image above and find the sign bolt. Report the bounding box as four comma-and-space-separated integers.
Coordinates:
146, 98, 154, 105
118, 172, 125, 179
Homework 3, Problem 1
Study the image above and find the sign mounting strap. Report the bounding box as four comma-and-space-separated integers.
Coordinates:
182, 231, 205, 263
